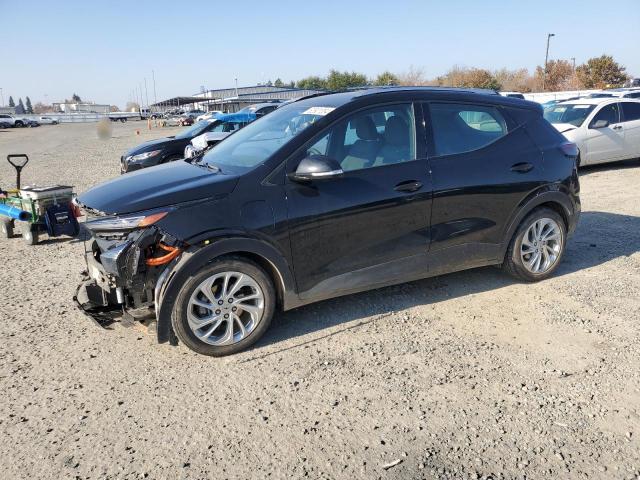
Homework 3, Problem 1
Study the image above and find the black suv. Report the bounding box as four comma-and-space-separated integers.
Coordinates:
75, 87, 580, 356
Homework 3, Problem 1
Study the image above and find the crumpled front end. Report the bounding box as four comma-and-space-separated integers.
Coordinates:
73, 206, 184, 330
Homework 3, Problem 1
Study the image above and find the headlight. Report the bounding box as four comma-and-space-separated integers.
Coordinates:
128, 149, 162, 163
84, 210, 168, 232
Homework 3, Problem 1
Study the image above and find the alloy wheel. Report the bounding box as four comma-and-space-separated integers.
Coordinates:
520, 218, 562, 274
187, 271, 265, 346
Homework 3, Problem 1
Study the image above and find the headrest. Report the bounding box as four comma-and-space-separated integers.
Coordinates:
384, 116, 409, 146
354, 116, 378, 141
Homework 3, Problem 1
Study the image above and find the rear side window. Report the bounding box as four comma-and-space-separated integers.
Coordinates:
621, 102, 640, 122
429, 103, 508, 156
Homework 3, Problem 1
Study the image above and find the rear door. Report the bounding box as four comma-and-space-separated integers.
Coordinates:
286, 102, 432, 299
620, 101, 640, 158
583, 102, 625, 165
424, 102, 546, 273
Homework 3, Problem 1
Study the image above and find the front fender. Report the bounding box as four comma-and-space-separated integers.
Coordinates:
155, 236, 296, 344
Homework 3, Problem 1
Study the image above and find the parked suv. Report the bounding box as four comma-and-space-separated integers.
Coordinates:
0, 114, 23, 127
75, 87, 580, 356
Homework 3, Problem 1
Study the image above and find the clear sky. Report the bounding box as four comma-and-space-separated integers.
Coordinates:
2, 0, 639, 108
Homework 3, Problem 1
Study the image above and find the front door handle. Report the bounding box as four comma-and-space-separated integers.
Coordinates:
612, 125, 622, 130
394, 180, 423, 193
510, 162, 534, 173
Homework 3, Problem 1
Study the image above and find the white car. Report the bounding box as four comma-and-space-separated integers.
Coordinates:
196, 111, 223, 122
38, 116, 59, 125
543, 98, 640, 166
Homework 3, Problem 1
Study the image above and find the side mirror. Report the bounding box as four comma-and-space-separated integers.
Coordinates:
288, 155, 343, 182
591, 119, 609, 129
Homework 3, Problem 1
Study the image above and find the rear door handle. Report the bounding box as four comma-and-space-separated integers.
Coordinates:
510, 162, 534, 173
394, 180, 423, 193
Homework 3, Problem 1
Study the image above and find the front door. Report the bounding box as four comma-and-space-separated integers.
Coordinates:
583, 102, 625, 165
285, 103, 432, 299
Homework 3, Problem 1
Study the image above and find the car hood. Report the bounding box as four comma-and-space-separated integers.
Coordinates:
124, 136, 181, 156
552, 123, 578, 134
77, 160, 238, 215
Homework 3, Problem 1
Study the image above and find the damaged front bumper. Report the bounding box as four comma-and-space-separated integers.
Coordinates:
73, 222, 183, 333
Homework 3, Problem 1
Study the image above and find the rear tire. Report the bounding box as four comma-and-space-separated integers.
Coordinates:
172, 256, 276, 356
502, 207, 566, 282
22, 225, 39, 245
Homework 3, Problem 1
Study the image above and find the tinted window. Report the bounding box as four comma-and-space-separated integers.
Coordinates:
429, 103, 507, 156
591, 103, 620, 126
306, 104, 416, 172
624, 92, 640, 99
622, 102, 640, 122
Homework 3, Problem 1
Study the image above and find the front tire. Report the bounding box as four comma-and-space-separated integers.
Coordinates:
172, 256, 276, 356
1, 219, 14, 238
502, 208, 566, 282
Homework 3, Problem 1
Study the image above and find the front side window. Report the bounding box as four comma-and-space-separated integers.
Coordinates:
590, 103, 621, 126
429, 103, 507, 156
621, 102, 640, 122
305, 104, 416, 172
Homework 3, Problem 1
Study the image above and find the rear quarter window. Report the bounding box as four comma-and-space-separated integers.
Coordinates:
429, 103, 508, 156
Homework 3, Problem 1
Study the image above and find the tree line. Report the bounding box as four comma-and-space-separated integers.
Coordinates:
269, 54, 629, 93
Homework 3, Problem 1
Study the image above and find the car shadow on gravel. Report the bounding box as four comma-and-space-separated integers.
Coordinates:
579, 158, 640, 175
245, 211, 640, 359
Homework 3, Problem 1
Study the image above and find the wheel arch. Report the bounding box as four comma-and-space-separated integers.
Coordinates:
155, 236, 296, 344
499, 188, 573, 260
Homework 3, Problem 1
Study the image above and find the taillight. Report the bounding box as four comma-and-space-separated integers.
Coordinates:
559, 141, 579, 158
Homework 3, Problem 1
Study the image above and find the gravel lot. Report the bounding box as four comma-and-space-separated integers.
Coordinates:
0, 122, 639, 480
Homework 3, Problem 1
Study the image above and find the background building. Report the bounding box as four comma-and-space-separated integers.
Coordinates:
152, 85, 324, 113
52, 102, 111, 114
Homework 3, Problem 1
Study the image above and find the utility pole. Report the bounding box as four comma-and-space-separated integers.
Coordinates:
542, 33, 555, 91
139, 84, 144, 109
571, 57, 576, 71
235, 77, 238, 97
0, 88, 4, 107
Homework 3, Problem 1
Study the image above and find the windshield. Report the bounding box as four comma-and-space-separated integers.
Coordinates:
201, 103, 330, 171
175, 120, 213, 139
543, 104, 596, 127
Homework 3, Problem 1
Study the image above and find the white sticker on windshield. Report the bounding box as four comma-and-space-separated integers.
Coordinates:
573, 105, 591, 109
303, 106, 335, 116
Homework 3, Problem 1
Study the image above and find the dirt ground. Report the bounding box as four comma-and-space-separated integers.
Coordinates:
0, 121, 639, 480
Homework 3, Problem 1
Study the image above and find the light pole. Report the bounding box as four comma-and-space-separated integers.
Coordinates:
152, 70, 157, 106
542, 33, 555, 91
0, 88, 4, 107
